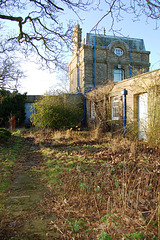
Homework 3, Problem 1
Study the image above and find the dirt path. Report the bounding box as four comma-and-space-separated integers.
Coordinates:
0, 137, 60, 240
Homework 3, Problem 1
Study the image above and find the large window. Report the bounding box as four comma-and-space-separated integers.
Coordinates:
111, 96, 119, 120
114, 69, 124, 82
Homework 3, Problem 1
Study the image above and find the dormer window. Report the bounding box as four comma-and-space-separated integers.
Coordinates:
114, 48, 123, 56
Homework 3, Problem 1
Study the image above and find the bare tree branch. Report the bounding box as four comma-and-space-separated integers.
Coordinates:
90, 0, 117, 32
0, 14, 23, 22
0, 0, 92, 69
91, 0, 160, 34
0, 0, 160, 69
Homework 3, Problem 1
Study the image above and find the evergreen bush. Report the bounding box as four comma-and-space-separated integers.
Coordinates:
30, 92, 83, 130
0, 128, 11, 143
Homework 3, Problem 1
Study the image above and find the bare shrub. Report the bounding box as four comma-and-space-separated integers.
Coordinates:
54, 130, 63, 140
86, 81, 114, 134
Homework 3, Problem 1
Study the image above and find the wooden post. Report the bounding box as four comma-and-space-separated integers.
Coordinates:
121, 89, 128, 137
9, 116, 16, 131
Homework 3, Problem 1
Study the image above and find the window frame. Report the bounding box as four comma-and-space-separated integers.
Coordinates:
111, 96, 119, 120
114, 68, 124, 83
90, 101, 95, 119
114, 47, 123, 56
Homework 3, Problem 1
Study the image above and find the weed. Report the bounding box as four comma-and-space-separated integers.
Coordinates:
101, 214, 108, 223
54, 164, 62, 172
115, 180, 119, 188
125, 231, 143, 239
53, 131, 63, 140
68, 161, 75, 167
47, 159, 56, 168
83, 145, 97, 152
65, 129, 73, 139
84, 228, 92, 236
102, 163, 111, 168
152, 221, 158, 227
69, 219, 80, 232
76, 165, 86, 172
101, 213, 120, 227
79, 182, 88, 190
149, 235, 158, 240
98, 231, 112, 240
97, 195, 102, 199
67, 219, 88, 233
97, 171, 102, 176
95, 185, 101, 192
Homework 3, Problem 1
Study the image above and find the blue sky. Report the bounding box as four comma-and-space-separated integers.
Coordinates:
19, 1, 160, 95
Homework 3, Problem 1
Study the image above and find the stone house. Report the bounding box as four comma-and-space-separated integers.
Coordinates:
69, 25, 150, 93
86, 68, 160, 140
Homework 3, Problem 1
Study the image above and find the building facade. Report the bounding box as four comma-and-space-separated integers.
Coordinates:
69, 25, 150, 93
86, 69, 160, 140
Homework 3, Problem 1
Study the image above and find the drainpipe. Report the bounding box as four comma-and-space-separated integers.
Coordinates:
121, 89, 128, 137
83, 96, 86, 125
129, 52, 132, 78
77, 53, 80, 91
94, 37, 96, 88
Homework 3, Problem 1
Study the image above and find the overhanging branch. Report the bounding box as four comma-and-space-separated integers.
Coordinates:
0, 14, 23, 22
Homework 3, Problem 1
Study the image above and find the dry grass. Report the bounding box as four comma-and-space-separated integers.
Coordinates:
24, 129, 160, 239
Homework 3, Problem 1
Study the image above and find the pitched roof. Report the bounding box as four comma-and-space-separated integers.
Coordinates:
82, 33, 146, 52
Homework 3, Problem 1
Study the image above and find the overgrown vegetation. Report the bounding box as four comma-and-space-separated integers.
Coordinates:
0, 129, 159, 239
86, 81, 114, 133
30, 92, 83, 130
28, 129, 159, 239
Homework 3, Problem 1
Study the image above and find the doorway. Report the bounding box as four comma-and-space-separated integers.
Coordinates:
137, 93, 148, 140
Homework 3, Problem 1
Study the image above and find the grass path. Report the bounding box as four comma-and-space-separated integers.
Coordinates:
0, 135, 60, 240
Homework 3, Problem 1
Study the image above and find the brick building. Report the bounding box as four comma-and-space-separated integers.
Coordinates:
69, 25, 150, 93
